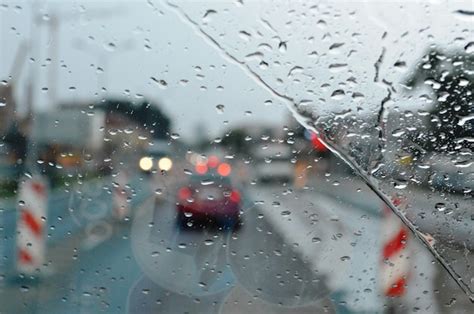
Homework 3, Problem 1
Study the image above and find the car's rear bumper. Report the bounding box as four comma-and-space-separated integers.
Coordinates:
177, 203, 239, 218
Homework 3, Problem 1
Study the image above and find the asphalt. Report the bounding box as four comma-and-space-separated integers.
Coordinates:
0, 173, 473, 313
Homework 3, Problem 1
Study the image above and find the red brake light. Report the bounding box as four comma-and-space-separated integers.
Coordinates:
195, 163, 208, 174
178, 187, 192, 200
208, 155, 220, 168
217, 162, 231, 177
229, 190, 240, 203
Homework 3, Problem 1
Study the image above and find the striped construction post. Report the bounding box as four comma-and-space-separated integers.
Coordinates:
16, 176, 48, 276
113, 171, 130, 220
380, 196, 410, 298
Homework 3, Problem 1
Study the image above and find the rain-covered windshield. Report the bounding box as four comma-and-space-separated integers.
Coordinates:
0, 1, 472, 313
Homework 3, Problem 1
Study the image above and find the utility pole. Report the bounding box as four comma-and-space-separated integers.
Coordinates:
34, 6, 125, 109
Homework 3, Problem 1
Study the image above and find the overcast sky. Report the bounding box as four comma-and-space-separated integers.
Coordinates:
1, 0, 471, 141
1, 0, 290, 141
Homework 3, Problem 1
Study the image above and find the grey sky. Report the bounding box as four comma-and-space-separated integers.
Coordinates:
1, 0, 472, 141
1, 0, 289, 141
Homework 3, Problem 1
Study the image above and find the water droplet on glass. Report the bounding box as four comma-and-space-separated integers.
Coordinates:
464, 41, 474, 53
150, 77, 168, 89
201, 179, 214, 186
216, 104, 225, 114
331, 89, 345, 100
278, 41, 287, 53
104, 42, 116, 52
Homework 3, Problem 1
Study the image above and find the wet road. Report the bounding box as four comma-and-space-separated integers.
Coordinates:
1, 174, 473, 313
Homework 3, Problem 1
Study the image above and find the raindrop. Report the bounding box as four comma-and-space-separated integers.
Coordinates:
435, 203, 446, 212
464, 42, 474, 53
203, 9, 217, 22
317, 19, 327, 28
239, 30, 251, 41
328, 63, 348, 72
278, 41, 287, 53
329, 42, 344, 52
201, 179, 214, 186
352, 92, 365, 100
150, 77, 168, 89
394, 60, 407, 71
391, 129, 405, 137
104, 42, 116, 52
393, 180, 408, 190
204, 239, 214, 246
20, 286, 29, 292
216, 104, 225, 114
331, 89, 345, 100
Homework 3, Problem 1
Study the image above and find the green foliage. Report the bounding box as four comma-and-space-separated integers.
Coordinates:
96, 98, 171, 139
405, 48, 473, 152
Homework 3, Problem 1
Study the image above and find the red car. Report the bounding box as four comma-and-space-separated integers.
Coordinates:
176, 173, 241, 229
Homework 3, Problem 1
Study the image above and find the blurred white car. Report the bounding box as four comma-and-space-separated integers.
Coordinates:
254, 143, 294, 183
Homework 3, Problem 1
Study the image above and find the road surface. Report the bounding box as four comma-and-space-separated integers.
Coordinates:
0, 172, 472, 313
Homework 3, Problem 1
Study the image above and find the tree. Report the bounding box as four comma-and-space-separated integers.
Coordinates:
220, 128, 252, 156
405, 48, 473, 152
96, 98, 171, 139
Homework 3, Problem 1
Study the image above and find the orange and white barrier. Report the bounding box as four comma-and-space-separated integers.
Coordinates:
113, 172, 130, 220
380, 197, 411, 298
16, 176, 48, 275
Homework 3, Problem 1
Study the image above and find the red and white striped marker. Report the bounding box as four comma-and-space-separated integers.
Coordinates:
113, 172, 130, 220
16, 176, 48, 275
380, 196, 411, 298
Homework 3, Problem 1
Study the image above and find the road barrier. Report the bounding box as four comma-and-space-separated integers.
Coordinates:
0, 174, 151, 278
16, 176, 48, 276
380, 196, 411, 298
